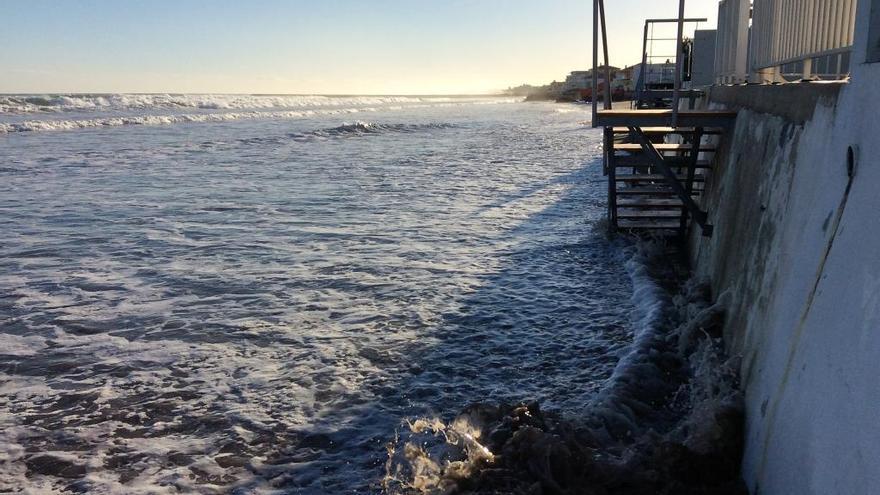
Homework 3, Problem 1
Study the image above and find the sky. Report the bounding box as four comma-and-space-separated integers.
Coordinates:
0, 0, 719, 95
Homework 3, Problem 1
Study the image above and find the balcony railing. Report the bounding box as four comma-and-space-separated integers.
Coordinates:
715, 0, 751, 83
751, 0, 857, 80
714, 0, 858, 83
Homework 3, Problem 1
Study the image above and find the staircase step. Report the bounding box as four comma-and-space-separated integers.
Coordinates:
612, 126, 723, 135
617, 220, 682, 230
618, 199, 685, 209
615, 174, 706, 182
613, 157, 713, 169
613, 143, 718, 152
616, 187, 702, 196
617, 210, 684, 219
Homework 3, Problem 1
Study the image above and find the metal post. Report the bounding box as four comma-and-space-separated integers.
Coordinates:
592, 0, 599, 126
672, 0, 686, 128
680, 127, 704, 237
599, 0, 612, 110
639, 21, 649, 105
605, 127, 616, 232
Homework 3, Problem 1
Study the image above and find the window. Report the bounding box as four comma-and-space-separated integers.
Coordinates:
869, 0, 880, 63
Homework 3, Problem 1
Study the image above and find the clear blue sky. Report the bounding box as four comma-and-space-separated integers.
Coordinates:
0, 0, 718, 94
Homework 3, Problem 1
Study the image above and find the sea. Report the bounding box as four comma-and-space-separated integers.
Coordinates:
0, 94, 726, 494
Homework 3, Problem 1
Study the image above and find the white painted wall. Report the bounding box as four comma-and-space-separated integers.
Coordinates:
691, 1, 880, 493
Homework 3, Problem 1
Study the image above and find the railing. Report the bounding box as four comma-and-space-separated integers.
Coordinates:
714, 0, 858, 83
715, 0, 750, 83
635, 16, 706, 106
750, 0, 856, 77
593, 0, 691, 126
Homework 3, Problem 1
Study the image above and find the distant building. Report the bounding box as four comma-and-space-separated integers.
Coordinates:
613, 66, 636, 93
617, 65, 636, 81
562, 71, 590, 93
632, 62, 677, 90
562, 66, 620, 92
560, 66, 621, 100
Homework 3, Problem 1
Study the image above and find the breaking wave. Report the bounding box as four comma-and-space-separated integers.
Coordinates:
385, 241, 746, 495
0, 94, 518, 115
214, 122, 460, 148
0, 112, 460, 135
0, 110, 320, 133
0, 95, 518, 134
305, 122, 458, 137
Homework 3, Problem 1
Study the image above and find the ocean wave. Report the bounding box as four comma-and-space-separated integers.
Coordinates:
0, 98, 518, 134
305, 121, 458, 137
0, 113, 461, 138
0, 93, 516, 114
0, 111, 296, 133
223, 122, 459, 147
0, 107, 371, 134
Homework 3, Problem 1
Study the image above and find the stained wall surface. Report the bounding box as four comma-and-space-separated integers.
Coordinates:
688, 2, 880, 492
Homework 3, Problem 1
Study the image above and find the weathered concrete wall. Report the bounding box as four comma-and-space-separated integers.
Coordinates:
688, 2, 880, 493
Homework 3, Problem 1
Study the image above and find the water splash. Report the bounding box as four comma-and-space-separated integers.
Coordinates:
384, 241, 746, 495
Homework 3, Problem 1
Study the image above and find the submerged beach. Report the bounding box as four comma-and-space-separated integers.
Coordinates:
0, 95, 739, 493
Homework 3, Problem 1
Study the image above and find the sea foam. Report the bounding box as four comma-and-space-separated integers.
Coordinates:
0, 95, 519, 133
0, 94, 517, 115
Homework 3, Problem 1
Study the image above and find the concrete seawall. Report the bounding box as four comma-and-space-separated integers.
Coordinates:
687, 18, 880, 493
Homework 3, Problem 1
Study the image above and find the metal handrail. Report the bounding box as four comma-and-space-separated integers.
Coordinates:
592, 1, 698, 126
633, 15, 705, 117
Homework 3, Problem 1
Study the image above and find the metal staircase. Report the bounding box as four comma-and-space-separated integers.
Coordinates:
604, 126, 724, 237
592, 0, 738, 238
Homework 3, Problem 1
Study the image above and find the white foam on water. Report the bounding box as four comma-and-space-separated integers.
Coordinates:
1, 109, 334, 133
383, 238, 745, 493
0, 93, 520, 115
0, 101, 643, 493
0, 97, 520, 134
0, 334, 47, 357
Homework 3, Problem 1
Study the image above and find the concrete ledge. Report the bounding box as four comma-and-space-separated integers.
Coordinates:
708, 82, 845, 124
